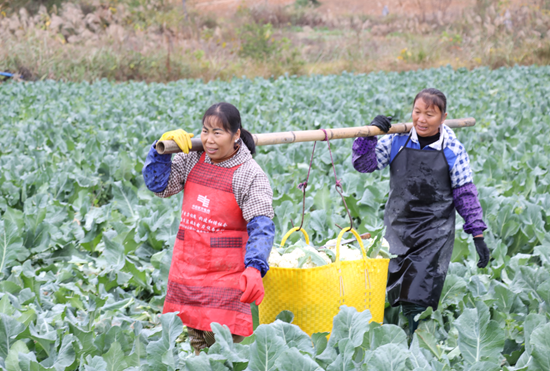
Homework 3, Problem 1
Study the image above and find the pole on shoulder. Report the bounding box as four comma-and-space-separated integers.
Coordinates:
156, 118, 476, 155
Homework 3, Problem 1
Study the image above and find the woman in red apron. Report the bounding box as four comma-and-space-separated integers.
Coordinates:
352, 89, 490, 337
142, 102, 275, 353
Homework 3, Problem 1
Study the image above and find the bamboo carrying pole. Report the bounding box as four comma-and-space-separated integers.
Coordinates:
156, 117, 476, 155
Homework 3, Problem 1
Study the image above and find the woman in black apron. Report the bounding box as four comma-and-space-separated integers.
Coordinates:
352, 88, 490, 336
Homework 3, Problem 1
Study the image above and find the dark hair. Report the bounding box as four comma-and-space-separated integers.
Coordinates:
413, 88, 447, 114
202, 102, 256, 155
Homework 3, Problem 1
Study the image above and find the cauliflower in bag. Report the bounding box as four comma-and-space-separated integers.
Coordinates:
268, 234, 393, 269
269, 243, 331, 269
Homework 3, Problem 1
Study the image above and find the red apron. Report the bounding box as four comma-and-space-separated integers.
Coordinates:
163, 153, 252, 336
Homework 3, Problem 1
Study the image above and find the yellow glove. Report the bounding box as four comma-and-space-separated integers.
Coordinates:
158, 129, 194, 154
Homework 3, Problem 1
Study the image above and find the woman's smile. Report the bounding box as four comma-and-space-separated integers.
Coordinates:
412, 97, 447, 137
205, 146, 218, 155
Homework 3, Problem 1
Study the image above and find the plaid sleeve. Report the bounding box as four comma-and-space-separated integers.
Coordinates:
234, 161, 274, 222
450, 144, 474, 188
375, 134, 394, 170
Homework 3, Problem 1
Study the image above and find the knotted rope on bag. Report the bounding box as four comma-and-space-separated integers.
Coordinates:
292, 141, 317, 232
292, 128, 356, 233
319, 128, 355, 232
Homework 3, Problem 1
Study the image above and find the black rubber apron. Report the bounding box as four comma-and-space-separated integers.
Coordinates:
384, 135, 455, 310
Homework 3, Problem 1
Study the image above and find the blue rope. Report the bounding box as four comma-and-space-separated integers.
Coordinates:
0, 72, 14, 77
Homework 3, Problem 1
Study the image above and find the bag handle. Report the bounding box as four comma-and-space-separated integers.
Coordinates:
335, 227, 371, 303
280, 227, 310, 247
335, 227, 367, 264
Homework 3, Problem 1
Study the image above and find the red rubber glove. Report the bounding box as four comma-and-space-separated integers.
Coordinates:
239, 267, 264, 305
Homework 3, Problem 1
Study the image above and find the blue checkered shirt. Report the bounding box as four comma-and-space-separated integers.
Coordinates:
372, 124, 473, 188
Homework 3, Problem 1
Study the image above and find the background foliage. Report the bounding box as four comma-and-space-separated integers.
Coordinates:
1, 0, 550, 81
1, 65, 550, 369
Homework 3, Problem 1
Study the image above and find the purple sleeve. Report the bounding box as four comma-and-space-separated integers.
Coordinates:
453, 182, 487, 236
352, 136, 378, 173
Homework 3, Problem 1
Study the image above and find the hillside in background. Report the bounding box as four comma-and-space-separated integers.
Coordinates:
1, 0, 549, 81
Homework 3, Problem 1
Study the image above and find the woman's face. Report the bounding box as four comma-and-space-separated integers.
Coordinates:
201, 117, 240, 161
412, 97, 447, 137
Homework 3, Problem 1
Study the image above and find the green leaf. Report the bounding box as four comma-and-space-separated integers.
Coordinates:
308, 210, 328, 240
208, 323, 248, 369
127, 326, 148, 368
274, 201, 295, 238
368, 324, 408, 350
297, 247, 329, 267
146, 313, 183, 370
0, 281, 22, 295
18, 352, 54, 371
536, 279, 550, 305
454, 301, 505, 365
18, 288, 36, 306
69, 323, 97, 358
407, 334, 431, 370
6, 339, 29, 371
524, 314, 547, 355
17, 309, 36, 326
103, 342, 126, 371
514, 351, 535, 370
52, 334, 76, 371
247, 324, 286, 371
325, 354, 344, 371
328, 305, 356, 344
0, 219, 26, 278
99, 235, 125, 271
83, 355, 108, 371
530, 323, 550, 370
415, 329, 443, 360
0, 294, 15, 315
415, 307, 433, 322
4, 207, 24, 231
367, 343, 410, 371
366, 227, 384, 259
29, 322, 57, 356
465, 362, 501, 371
439, 274, 468, 307
349, 309, 372, 347
183, 352, 230, 371
112, 181, 138, 219
27, 222, 51, 253
313, 185, 332, 211
275, 347, 322, 371
124, 259, 149, 288
271, 320, 314, 355
311, 332, 329, 356
0, 313, 27, 358
275, 310, 294, 324
491, 282, 516, 314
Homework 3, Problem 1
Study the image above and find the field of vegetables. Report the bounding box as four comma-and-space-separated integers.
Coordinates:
1, 65, 550, 370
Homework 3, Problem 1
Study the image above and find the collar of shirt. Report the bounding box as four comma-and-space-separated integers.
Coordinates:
203, 141, 252, 168
409, 124, 449, 150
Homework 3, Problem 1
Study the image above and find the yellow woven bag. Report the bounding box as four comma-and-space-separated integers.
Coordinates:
259, 227, 390, 336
